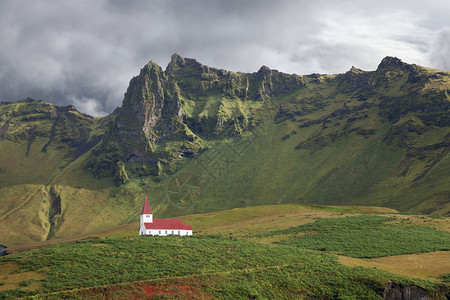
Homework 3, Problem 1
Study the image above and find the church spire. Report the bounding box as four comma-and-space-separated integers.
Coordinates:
141, 196, 152, 215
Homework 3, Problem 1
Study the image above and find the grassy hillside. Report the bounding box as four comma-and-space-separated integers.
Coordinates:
0, 56, 449, 246
1, 204, 449, 299
0, 236, 428, 299
4, 203, 395, 251
5, 204, 449, 283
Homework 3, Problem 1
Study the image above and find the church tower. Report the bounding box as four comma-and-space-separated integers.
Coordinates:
141, 196, 153, 223
140, 196, 153, 235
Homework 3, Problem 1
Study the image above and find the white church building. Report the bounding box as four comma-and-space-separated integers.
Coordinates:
139, 196, 193, 236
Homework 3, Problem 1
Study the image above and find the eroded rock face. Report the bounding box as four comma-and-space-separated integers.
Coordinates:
165, 53, 186, 74
114, 61, 186, 163
383, 282, 448, 300
339, 66, 376, 92
252, 65, 306, 100
86, 59, 202, 178
121, 61, 184, 141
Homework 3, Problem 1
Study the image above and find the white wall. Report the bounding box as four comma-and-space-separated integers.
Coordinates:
141, 214, 153, 223
143, 229, 193, 236
139, 223, 146, 235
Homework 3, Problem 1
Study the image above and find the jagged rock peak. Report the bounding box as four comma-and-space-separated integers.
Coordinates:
171, 53, 184, 63
348, 66, 365, 74
122, 61, 166, 108
143, 60, 163, 73
377, 56, 408, 69
61, 104, 77, 111
20, 97, 39, 103
166, 53, 186, 73
165, 53, 206, 74
257, 65, 273, 77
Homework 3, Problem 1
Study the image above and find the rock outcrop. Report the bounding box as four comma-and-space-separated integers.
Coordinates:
117, 61, 186, 161
86, 58, 203, 180
383, 282, 448, 300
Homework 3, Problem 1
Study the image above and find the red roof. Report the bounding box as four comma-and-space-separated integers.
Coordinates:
141, 196, 153, 215
144, 219, 192, 230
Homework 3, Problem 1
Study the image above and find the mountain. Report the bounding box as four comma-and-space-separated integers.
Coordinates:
0, 54, 449, 245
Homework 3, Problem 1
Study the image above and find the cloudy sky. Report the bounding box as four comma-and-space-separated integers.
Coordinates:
1, 0, 449, 116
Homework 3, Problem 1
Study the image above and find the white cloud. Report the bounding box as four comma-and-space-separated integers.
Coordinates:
429, 28, 450, 71
69, 95, 108, 117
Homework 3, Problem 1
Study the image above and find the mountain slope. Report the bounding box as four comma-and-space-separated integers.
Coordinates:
0, 55, 449, 245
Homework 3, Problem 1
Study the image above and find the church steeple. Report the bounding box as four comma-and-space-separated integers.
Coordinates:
140, 196, 153, 227
141, 196, 152, 215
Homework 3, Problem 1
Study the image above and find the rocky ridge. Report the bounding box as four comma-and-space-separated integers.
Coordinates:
84, 54, 346, 182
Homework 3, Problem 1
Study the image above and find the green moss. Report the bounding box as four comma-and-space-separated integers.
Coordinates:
113, 162, 129, 186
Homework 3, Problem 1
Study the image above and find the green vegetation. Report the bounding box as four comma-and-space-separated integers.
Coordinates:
0, 235, 441, 299
18, 280, 32, 287
439, 273, 450, 283
1, 55, 449, 246
1, 204, 448, 298
113, 161, 129, 186
261, 215, 450, 258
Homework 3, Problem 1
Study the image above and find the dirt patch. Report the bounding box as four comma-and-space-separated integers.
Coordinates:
139, 282, 210, 299
338, 251, 450, 282
70, 277, 212, 299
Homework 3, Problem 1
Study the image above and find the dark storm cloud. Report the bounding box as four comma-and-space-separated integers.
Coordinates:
0, 0, 448, 116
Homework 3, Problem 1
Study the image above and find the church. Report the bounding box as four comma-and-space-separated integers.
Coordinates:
139, 196, 193, 236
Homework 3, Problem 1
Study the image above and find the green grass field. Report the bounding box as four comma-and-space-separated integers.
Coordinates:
260, 215, 450, 258
1, 203, 449, 299
0, 235, 442, 299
